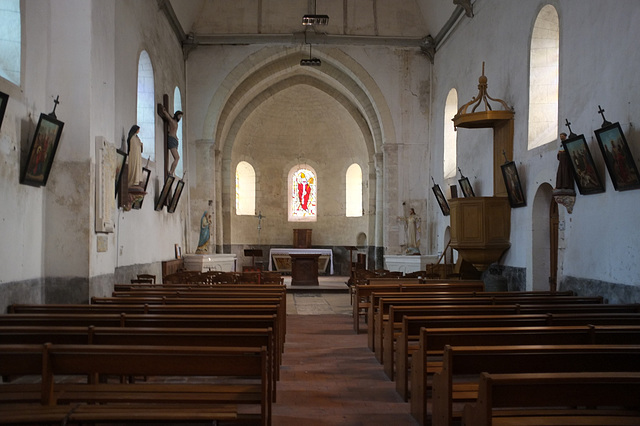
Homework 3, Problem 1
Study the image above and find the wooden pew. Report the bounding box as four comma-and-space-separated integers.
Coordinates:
0, 325, 279, 397
373, 300, 639, 362
0, 343, 271, 425
372, 296, 606, 360
351, 280, 484, 333
410, 325, 640, 426
0, 313, 283, 368
352, 280, 485, 332
367, 292, 588, 350
395, 312, 640, 400
9, 302, 286, 356
433, 344, 640, 426
462, 371, 640, 426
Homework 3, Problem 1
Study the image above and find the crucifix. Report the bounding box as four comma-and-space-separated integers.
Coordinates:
49, 95, 60, 119
564, 118, 577, 138
156, 94, 170, 180
254, 211, 266, 245
597, 105, 612, 127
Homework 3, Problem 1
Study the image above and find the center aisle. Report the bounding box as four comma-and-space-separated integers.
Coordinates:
272, 314, 419, 425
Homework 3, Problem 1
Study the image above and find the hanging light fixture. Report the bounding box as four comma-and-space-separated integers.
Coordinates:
302, 14, 329, 26
302, 1, 329, 26
300, 31, 321, 66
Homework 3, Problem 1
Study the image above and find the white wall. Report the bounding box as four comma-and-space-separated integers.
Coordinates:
431, 0, 640, 287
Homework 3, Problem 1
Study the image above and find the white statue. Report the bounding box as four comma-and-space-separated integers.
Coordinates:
398, 208, 421, 255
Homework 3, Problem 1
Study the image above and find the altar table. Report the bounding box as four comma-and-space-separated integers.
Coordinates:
269, 248, 334, 274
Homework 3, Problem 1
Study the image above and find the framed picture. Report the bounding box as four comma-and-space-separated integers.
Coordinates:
432, 184, 450, 216
168, 179, 185, 213
459, 176, 475, 197
21, 113, 65, 187
562, 134, 605, 195
594, 122, 640, 191
131, 167, 151, 210
0, 91, 8, 130
114, 149, 127, 197
174, 244, 182, 259
500, 161, 526, 207
154, 175, 175, 211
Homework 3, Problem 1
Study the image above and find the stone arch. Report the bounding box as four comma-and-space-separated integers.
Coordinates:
205, 46, 395, 250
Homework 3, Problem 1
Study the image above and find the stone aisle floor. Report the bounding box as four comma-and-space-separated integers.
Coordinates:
271, 314, 419, 426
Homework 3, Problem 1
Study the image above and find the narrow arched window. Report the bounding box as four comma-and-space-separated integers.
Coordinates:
288, 166, 317, 222
173, 86, 183, 177
236, 161, 256, 216
0, 0, 21, 85
528, 5, 559, 150
443, 88, 458, 179
346, 163, 363, 217
137, 50, 155, 161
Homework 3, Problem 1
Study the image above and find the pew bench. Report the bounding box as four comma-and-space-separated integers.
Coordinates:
0, 312, 283, 369
0, 343, 271, 425
9, 302, 286, 360
409, 326, 640, 425
352, 281, 484, 333
394, 312, 640, 401
432, 344, 640, 426
0, 325, 279, 396
462, 371, 640, 426
372, 300, 638, 363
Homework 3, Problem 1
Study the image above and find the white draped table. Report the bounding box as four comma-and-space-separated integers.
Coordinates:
269, 248, 334, 274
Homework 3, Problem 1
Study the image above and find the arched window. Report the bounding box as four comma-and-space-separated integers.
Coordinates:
236, 161, 255, 216
173, 86, 183, 177
288, 166, 317, 222
346, 163, 362, 217
443, 88, 458, 179
0, 0, 21, 85
528, 4, 559, 150
137, 50, 155, 161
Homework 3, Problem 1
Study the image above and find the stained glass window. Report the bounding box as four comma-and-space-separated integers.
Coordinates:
290, 167, 317, 220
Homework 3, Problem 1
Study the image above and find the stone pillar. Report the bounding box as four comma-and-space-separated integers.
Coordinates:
383, 143, 401, 255
374, 153, 384, 269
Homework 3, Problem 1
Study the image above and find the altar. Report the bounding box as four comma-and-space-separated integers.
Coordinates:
183, 254, 237, 272
269, 248, 334, 274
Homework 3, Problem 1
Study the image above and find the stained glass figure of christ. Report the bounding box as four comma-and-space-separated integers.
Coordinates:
292, 169, 317, 218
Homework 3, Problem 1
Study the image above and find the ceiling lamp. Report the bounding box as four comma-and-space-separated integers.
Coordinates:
302, 14, 329, 26
300, 57, 322, 66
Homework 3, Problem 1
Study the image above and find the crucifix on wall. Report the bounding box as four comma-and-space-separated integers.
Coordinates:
254, 211, 266, 245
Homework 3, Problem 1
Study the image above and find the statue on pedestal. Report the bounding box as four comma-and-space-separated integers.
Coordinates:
196, 211, 212, 254
398, 208, 421, 255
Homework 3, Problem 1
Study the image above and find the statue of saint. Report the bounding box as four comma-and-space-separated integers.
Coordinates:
196, 211, 212, 254
126, 125, 143, 187
398, 208, 421, 255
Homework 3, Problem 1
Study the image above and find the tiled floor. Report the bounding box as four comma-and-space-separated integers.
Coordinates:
262, 276, 419, 425
272, 314, 419, 425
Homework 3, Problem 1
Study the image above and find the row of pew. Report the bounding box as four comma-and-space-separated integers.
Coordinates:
353, 277, 640, 425
0, 278, 287, 425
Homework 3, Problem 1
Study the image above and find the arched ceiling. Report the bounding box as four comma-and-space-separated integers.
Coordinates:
170, 0, 456, 38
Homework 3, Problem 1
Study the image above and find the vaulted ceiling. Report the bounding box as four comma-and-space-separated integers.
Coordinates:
165, 0, 467, 50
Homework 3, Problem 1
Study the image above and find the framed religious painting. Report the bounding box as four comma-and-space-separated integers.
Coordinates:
594, 122, 640, 191
0, 91, 8, 130
431, 183, 450, 216
500, 161, 526, 207
167, 179, 185, 213
154, 175, 175, 211
131, 167, 151, 210
459, 176, 475, 197
21, 113, 65, 187
562, 134, 605, 195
